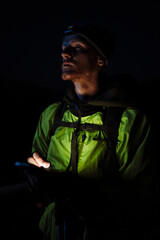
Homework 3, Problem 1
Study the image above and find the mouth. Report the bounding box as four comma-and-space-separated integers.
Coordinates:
62, 61, 74, 68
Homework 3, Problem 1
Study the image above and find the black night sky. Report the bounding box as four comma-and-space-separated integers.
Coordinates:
1, 1, 160, 89
1, 1, 160, 239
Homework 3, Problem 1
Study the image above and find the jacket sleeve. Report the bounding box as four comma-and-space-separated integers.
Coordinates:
116, 108, 151, 183
31, 103, 60, 160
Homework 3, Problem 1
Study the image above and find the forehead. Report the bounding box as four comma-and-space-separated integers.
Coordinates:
62, 34, 88, 46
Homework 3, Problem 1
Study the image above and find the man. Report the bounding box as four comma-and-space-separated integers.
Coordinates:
27, 24, 151, 239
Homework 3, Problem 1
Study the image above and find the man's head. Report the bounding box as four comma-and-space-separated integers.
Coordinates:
61, 24, 115, 84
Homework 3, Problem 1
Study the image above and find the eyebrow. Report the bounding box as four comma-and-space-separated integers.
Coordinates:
62, 38, 87, 47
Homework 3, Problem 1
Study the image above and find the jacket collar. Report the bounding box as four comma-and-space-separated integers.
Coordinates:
63, 74, 138, 116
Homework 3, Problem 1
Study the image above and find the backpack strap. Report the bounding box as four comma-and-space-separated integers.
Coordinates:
99, 107, 125, 184
49, 100, 68, 138
103, 107, 125, 147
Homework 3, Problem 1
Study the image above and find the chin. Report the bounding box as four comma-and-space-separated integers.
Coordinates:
61, 71, 78, 81
61, 70, 84, 83
61, 72, 72, 81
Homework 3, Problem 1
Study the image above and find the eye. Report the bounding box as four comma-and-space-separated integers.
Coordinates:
75, 45, 83, 51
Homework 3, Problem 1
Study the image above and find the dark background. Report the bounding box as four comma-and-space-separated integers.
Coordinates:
1, 0, 160, 239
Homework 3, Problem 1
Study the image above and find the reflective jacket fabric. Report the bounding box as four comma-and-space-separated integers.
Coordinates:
32, 103, 150, 181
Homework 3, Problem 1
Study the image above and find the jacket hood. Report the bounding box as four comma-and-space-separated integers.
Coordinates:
65, 74, 138, 107
63, 74, 139, 117
88, 74, 138, 107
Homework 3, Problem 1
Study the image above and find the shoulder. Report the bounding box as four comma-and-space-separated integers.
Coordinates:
35, 102, 62, 134
39, 102, 62, 124
120, 107, 150, 134
123, 108, 149, 123
41, 102, 61, 116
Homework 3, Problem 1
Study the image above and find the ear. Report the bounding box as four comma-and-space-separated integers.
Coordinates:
97, 57, 104, 67
98, 56, 108, 68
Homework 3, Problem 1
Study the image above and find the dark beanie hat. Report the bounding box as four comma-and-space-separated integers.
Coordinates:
63, 24, 115, 64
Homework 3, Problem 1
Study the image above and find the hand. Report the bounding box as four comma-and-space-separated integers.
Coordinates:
27, 152, 50, 168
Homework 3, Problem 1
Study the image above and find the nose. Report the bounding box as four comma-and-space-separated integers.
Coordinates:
61, 47, 73, 60
61, 52, 71, 60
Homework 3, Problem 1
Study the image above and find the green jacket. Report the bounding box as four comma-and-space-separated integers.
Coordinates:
32, 78, 151, 239
32, 87, 150, 181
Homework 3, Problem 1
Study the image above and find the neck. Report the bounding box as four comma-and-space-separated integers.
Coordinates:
74, 81, 99, 96
73, 73, 99, 97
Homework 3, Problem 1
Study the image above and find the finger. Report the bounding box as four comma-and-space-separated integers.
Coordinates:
27, 157, 40, 167
33, 152, 50, 168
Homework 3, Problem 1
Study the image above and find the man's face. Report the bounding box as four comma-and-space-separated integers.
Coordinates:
61, 34, 99, 82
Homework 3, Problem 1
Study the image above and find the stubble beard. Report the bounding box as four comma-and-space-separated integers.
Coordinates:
61, 69, 97, 84
61, 69, 84, 83
61, 68, 99, 95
